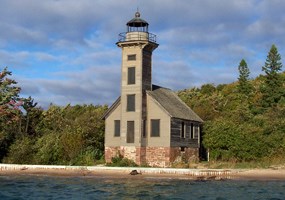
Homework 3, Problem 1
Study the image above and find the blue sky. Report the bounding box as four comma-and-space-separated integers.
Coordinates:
1, 0, 285, 108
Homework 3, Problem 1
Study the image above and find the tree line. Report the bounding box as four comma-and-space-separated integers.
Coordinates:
0, 68, 107, 165
178, 44, 285, 163
1, 44, 284, 165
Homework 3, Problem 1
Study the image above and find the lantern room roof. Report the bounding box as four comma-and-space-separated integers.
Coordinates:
127, 11, 149, 27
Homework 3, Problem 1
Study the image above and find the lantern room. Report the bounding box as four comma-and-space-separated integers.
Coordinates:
118, 11, 156, 43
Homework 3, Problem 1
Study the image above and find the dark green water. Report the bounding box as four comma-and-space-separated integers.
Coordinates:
0, 175, 285, 200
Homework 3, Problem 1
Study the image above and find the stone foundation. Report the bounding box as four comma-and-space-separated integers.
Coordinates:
145, 147, 170, 167
105, 146, 146, 165
170, 147, 199, 163
105, 146, 120, 163
105, 146, 199, 167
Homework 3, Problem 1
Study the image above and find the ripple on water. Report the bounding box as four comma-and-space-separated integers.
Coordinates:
0, 175, 285, 200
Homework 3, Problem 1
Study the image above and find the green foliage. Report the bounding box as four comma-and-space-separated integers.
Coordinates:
3, 104, 107, 165
261, 44, 283, 108
2, 44, 285, 166
177, 45, 285, 163
0, 67, 21, 160
34, 132, 64, 164
107, 154, 138, 167
200, 84, 216, 95
238, 59, 252, 95
3, 137, 36, 164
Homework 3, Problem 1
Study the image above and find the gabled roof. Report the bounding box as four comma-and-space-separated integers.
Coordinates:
102, 85, 203, 123
147, 85, 203, 123
101, 97, 120, 120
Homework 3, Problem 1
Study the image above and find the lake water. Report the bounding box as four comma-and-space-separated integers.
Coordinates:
0, 175, 285, 200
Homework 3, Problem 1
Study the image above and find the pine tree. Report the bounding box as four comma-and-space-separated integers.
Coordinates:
261, 44, 283, 108
0, 67, 21, 124
238, 59, 252, 95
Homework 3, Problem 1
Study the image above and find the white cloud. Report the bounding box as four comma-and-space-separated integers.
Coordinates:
1, 0, 285, 108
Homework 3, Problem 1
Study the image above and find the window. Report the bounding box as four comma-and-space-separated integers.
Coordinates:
128, 67, 135, 85
127, 94, 135, 111
190, 123, 194, 139
114, 120, 120, 137
128, 54, 136, 61
181, 122, 185, 138
127, 121, 135, 143
194, 125, 199, 139
151, 119, 160, 137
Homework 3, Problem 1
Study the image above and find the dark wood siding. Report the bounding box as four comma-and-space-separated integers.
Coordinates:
170, 118, 200, 148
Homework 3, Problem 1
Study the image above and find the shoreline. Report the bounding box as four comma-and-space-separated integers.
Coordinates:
1, 164, 285, 180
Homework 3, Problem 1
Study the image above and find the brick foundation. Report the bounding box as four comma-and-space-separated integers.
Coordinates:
105, 146, 199, 167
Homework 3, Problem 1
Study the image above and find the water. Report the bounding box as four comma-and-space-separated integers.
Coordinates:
0, 175, 285, 200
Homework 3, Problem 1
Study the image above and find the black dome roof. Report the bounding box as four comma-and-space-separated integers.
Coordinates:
127, 11, 149, 27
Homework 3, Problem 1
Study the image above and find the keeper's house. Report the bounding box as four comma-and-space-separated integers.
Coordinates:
102, 12, 203, 167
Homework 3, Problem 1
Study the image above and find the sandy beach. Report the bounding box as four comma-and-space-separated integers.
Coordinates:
1, 164, 285, 180
234, 168, 285, 180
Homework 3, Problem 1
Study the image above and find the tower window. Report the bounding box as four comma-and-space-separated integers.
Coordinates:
128, 54, 136, 61
127, 121, 135, 143
128, 67, 136, 85
127, 94, 135, 111
114, 120, 120, 137
151, 119, 160, 137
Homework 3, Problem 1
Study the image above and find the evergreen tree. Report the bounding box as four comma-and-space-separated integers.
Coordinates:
238, 59, 252, 95
261, 44, 283, 107
0, 67, 22, 161
0, 67, 22, 126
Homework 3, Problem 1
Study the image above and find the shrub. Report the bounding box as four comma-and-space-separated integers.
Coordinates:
107, 154, 138, 167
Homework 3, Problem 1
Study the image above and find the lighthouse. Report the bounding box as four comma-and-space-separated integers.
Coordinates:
103, 12, 203, 167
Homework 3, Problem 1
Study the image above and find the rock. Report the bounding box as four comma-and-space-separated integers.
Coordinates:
129, 170, 142, 175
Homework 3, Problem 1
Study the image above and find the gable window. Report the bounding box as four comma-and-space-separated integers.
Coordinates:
151, 119, 160, 137
128, 54, 136, 61
127, 121, 135, 143
127, 94, 135, 111
114, 120, 120, 137
181, 121, 185, 138
128, 67, 136, 85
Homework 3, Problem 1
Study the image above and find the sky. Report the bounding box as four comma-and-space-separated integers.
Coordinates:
1, 0, 285, 109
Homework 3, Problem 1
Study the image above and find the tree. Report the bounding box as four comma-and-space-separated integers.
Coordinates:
261, 44, 283, 107
237, 59, 252, 95
0, 67, 22, 161
0, 67, 22, 125
22, 96, 38, 134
